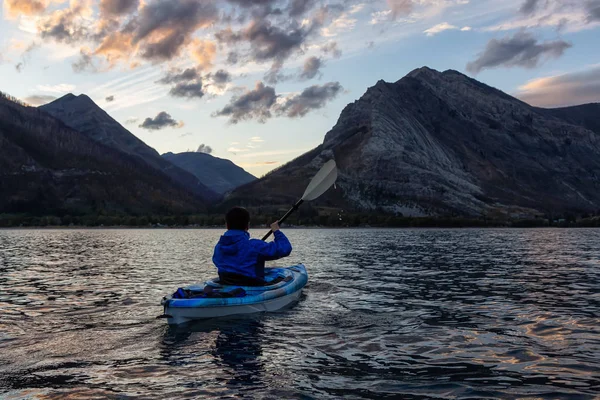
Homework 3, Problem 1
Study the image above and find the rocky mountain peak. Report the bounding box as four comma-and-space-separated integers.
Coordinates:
162, 151, 256, 195
46, 93, 98, 111
40, 94, 220, 202
228, 66, 600, 217
405, 66, 442, 80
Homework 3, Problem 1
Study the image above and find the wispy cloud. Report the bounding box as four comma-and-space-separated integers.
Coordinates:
239, 149, 311, 158
23, 94, 57, 105
515, 64, 600, 107
37, 83, 76, 93
424, 22, 468, 36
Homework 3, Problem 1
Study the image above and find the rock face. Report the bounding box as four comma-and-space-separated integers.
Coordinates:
0, 93, 208, 215
162, 152, 256, 195
226, 67, 600, 217
41, 94, 219, 202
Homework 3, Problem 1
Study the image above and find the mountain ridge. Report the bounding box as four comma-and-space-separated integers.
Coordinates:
225, 67, 600, 217
40, 94, 220, 202
161, 151, 256, 195
0, 91, 208, 215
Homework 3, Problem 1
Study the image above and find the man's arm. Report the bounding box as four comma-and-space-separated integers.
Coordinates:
253, 222, 292, 259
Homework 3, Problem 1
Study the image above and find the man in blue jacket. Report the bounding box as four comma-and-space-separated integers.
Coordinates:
213, 207, 292, 286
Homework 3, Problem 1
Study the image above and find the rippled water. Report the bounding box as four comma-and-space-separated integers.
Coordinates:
0, 228, 599, 399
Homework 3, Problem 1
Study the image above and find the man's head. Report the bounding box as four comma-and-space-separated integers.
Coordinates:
226, 207, 250, 231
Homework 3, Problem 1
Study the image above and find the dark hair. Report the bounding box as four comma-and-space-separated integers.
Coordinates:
226, 207, 250, 230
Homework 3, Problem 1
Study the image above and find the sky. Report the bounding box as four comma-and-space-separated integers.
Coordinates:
1, 0, 599, 177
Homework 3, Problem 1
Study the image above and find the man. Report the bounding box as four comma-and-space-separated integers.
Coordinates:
212, 207, 292, 286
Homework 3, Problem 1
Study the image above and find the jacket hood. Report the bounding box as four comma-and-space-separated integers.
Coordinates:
217, 230, 249, 254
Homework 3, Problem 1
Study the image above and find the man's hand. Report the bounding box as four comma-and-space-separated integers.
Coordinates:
270, 221, 280, 232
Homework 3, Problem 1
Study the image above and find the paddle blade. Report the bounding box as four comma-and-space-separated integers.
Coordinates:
301, 159, 338, 201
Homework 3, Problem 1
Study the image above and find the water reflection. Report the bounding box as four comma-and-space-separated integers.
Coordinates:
1, 228, 599, 399
162, 317, 266, 392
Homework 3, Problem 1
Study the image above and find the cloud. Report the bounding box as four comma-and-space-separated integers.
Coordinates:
276, 81, 343, 118
238, 148, 309, 158
125, 117, 139, 124
217, 18, 312, 73
100, 0, 139, 16
24, 94, 57, 106
288, 0, 315, 17
587, 0, 600, 21
37, 83, 76, 93
72, 48, 98, 73
134, 0, 218, 62
158, 66, 233, 98
250, 136, 264, 142
370, 10, 392, 25
264, 60, 292, 84
228, 146, 251, 154
190, 39, 217, 71
214, 80, 342, 123
157, 67, 205, 98
321, 13, 358, 37
196, 143, 213, 154
94, 30, 136, 65
424, 22, 458, 36
461, 26, 472, 31
4, 0, 48, 18
13, 41, 39, 72
169, 82, 205, 99
238, 161, 280, 167
139, 111, 183, 130
226, 51, 239, 64
214, 81, 277, 124
158, 68, 199, 84
466, 31, 571, 74
204, 69, 233, 93
388, 0, 413, 19
520, 0, 540, 15
515, 65, 600, 107
321, 41, 342, 58
106, 95, 115, 102
209, 69, 232, 87
484, 1, 595, 34
244, 19, 308, 61
300, 56, 323, 80
37, 2, 92, 44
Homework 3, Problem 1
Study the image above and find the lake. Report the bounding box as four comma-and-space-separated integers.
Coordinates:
0, 228, 599, 399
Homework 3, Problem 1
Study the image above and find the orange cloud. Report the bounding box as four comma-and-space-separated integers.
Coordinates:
5, 0, 47, 18
515, 66, 600, 107
95, 31, 137, 65
190, 39, 216, 71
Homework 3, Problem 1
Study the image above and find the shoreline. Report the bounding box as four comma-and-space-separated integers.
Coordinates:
1, 225, 598, 230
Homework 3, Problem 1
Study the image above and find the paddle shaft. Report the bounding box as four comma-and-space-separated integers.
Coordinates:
261, 199, 304, 241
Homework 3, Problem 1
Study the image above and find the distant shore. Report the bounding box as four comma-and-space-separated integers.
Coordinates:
2, 213, 599, 229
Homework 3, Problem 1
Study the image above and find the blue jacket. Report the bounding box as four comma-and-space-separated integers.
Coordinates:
212, 230, 292, 280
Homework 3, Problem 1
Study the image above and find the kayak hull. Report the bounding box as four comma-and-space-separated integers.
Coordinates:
160, 264, 307, 325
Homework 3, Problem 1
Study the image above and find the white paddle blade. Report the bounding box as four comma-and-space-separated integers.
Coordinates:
301, 159, 338, 201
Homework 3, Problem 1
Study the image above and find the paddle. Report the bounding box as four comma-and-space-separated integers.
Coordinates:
261, 159, 338, 241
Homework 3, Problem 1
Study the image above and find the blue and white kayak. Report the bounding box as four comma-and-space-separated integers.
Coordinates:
160, 264, 308, 325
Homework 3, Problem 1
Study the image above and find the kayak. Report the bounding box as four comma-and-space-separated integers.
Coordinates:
160, 264, 308, 325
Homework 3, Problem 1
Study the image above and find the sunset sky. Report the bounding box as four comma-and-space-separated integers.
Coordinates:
1, 0, 599, 176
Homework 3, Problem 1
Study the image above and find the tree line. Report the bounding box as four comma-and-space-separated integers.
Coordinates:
2, 212, 599, 228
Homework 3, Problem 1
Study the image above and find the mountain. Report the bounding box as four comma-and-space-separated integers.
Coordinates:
161, 151, 256, 195
225, 67, 600, 218
40, 94, 219, 202
0, 92, 208, 215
